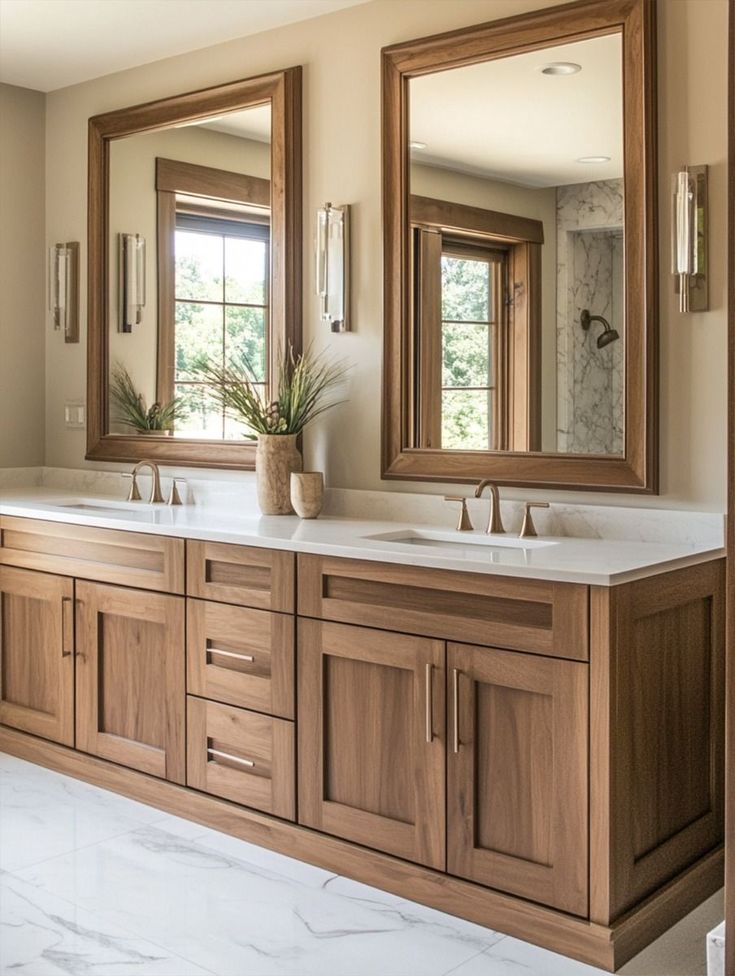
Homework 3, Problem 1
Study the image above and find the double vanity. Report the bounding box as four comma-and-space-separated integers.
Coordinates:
0, 484, 725, 971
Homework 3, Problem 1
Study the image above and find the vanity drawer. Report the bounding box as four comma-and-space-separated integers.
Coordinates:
187, 600, 294, 719
298, 554, 588, 660
0, 517, 184, 594
186, 540, 294, 612
186, 696, 295, 820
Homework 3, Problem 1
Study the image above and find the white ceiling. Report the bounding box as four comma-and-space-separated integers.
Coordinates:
410, 34, 623, 188
197, 104, 272, 142
0, 0, 369, 92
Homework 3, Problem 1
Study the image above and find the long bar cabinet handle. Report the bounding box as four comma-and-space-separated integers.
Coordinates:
207, 748, 255, 768
61, 597, 73, 658
452, 668, 461, 754
425, 663, 433, 743
208, 647, 255, 663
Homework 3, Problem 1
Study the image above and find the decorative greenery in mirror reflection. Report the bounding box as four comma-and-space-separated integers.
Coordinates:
193, 344, 350, 438
110, 364, 187, 433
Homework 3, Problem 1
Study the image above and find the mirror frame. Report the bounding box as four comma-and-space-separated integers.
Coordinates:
382, 0, 658, 492
86, 67, 302, 468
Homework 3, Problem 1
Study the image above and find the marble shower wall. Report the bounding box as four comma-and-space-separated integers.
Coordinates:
556, 179, 624, 455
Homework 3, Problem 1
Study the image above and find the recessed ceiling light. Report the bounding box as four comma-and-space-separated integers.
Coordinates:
577, 155, 611, 164
409, 140, 427, 151
541, 62, 581, 76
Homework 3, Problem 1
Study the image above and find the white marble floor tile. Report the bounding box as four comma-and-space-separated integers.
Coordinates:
0, 755, 168, 871
16, 824, 499, 976
0, 873, 211, 975
443, 938, 609, 975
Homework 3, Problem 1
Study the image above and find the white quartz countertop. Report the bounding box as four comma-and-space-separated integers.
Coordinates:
0, 488, 724, 586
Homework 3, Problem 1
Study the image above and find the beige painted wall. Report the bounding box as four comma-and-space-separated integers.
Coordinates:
0, 83, 46, 467
39, 0, 728, 510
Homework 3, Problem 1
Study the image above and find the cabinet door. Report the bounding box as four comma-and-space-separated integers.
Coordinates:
0, 566, 74, 745
298, 619, 445, 869
76, 581, 185, 783
448, 642, 588, 916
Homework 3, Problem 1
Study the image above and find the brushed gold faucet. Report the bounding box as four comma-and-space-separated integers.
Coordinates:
474, 480, 505, 534
129, 460, 164, 504
519, 501, 550, 538
444, 495, 473, 531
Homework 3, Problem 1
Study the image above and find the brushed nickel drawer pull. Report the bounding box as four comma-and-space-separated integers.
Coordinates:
452, 668, 461, 754
207, 748, 255, 768
61, 597, 73, 658
208, 647, 255, 663
425, 663, 433, 743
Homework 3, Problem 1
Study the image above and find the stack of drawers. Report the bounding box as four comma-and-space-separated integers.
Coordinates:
185, 540, 296, 821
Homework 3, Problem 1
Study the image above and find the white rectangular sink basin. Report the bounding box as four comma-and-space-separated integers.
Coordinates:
364, 529, 558, 551
51, 500, 167, 523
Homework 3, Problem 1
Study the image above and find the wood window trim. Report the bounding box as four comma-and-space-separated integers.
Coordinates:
411, 196, 542, 453
382, 0, 658, 492
86, 67, 302, 469
156, 158, 271, 410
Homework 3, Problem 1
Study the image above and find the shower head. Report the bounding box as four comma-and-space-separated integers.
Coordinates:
580, 309, 619, 349
596, 326, 619, 349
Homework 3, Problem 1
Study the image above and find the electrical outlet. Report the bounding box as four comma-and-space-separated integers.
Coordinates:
64, 401, 86, 428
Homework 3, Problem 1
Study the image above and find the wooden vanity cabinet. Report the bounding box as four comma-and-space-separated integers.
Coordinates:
0, 565, 74, 746
298, 618, 446, 869
75, 581, 186, 783
447, 641, 588, 916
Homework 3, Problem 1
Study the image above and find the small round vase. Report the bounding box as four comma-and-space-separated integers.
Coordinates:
291, 471, 324, 519
255, 434, 303, 515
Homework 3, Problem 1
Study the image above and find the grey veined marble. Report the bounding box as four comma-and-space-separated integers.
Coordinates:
0, 753, 720, 975
556, 179, 625, 456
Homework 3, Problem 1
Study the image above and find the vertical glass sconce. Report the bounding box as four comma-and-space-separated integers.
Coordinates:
118, 233, 146, 332
48, 242, 79, 343
316, 203, 350, 332
672, 165, 708, 313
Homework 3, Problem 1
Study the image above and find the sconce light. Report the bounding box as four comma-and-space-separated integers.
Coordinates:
672, 165, 708, 313
48, 242, 79, 343
118, 233, 146, 332
316, 202, 350, 333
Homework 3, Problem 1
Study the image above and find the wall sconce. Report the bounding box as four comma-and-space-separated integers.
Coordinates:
672, 165, 708, 313
48, 242, 79, 343
316, 202, 350, 332
118, 233, 146, 332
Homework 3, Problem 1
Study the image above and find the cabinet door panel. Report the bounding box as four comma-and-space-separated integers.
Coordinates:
76, 581, 185, 782
298, 619, 445, 869
448, 642, 588, 916
0, 566, 74, 745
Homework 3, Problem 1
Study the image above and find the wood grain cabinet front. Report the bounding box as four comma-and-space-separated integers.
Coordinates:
187, 540, 295, 612
0, 565, 75, 746
186, 600, 294, 719
447, 641, 589, 916
187, 696, 295, 820
75, 581, 186, 783
297, 618, 446, 870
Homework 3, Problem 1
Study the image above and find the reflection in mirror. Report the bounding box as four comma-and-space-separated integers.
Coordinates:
409, 34, 624, 457
107, 103, 271, 440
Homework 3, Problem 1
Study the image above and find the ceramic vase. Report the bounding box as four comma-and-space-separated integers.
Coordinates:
255, 434, 302, 514
290, 471, 324, 519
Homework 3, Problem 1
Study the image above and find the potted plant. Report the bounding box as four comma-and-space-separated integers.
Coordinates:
195, 345, 349, 514
110, 364, 186, 435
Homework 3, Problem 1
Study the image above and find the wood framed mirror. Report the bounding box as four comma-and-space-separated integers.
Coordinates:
382, 0, 657, 491
87, 67, 301, 467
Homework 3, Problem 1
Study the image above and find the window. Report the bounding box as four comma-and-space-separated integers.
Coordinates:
172, 208, 270, 439
440, 243, 507, 451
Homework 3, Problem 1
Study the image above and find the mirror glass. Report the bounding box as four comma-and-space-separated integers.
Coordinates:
107, 103, 271, 440
409, 33, 624, 456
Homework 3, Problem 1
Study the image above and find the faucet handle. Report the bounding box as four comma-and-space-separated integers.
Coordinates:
519, 501, 550, 539
167, 479, 186, 506
444, 496, 473, 532
121, 472, 141, 502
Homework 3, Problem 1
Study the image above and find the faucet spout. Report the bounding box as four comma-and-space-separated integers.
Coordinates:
131, 460, 164, 504
474, 480, 505, 535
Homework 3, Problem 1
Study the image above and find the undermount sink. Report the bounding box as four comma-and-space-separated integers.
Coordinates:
51, 500, 169, 522
364, 528, 558, 551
